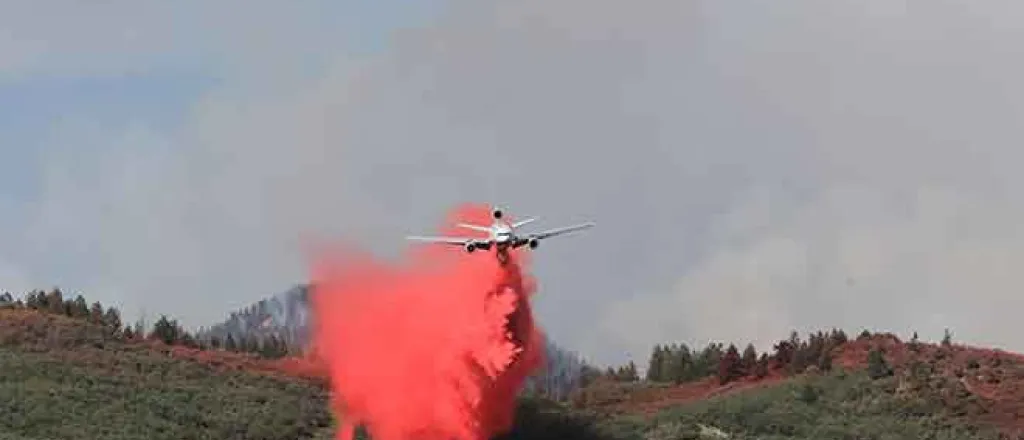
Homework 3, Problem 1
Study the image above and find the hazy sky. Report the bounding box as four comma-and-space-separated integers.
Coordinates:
4, 0, 1024, 366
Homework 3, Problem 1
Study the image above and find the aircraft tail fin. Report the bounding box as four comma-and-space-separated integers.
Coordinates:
511, 217, 537, 229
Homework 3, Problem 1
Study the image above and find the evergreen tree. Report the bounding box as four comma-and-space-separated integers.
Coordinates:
150, 315, 182, 345
741, 343, 758, 374
717, 344, 743, 385
829, 328, 848, 346
71, 295, 89, 318
30, 290, 46, 310
133, 319, 146, 340
45, 288, 64, 315
867, 347, 892, 379
772, 339, 796, 368
753, 353, 770, 379
578, 364, 602, 388
646, 345, 664, 382
692, 342, 723, 379
89, 302, 104, 325
909, 331, 921, 353
817, 350, 834, 372
103, 307, 122, 337
621, 361, 639, 382
674, 344, 694, 383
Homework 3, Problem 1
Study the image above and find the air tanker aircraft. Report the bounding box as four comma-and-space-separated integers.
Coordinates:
406, 206, 595, 264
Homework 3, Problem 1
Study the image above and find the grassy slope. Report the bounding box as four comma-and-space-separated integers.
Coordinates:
2, 307, 1021, 440
0, 309, 333, 440
598, 371, 999, 440
576, 333, 1024, 440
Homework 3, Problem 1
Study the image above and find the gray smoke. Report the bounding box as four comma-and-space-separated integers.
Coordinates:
5, 0, 1024, 367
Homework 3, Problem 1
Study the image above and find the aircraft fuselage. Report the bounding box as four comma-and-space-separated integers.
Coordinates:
407, 205, 589, 266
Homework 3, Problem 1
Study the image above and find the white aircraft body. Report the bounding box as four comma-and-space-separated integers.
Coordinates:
406, 206, 595, 264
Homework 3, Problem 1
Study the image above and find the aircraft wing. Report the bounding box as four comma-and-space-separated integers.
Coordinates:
522, 222, 595, 241
405, 235, 487, 246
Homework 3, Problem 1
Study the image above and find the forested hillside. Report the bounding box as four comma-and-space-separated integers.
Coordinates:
4, 287, 1024, 439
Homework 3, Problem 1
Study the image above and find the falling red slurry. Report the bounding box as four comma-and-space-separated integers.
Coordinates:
309, 203, 544, 440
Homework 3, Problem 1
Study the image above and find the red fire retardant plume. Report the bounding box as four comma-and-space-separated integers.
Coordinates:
309, 203, 545, 440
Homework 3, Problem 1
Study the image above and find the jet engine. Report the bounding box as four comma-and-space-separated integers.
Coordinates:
465, 243, 476, 253
529, 239, 539, 249
492, 209, 503, 219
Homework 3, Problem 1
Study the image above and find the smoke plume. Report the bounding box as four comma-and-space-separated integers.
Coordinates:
309, 203, 544, 440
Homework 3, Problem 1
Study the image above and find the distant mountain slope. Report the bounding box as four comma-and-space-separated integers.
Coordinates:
199, 284, 311, 348
199, 284, 587, 399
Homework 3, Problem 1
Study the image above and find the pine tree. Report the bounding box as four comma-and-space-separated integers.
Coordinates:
942, 328, 953, 347
717, 344, 743, 385
150, 315, 181, 345
31, 290, 47, 310
103, 307, 122, 337
741, 343, 758, 374
772, 339, 796, 368
622, 361, 639, 382
867, 347, 892, 379
578, 364, 602, 388
693, 342, 724, 378
89, 302, 104, 325
646, 345, 664, 382
133, 319, 145, 340
45, 288, 64, 315
753, 353, 770, 379
909, 331, 921, 353
829, 328, 848, 346
817, 351, 833, 372
72, 295, 89, 318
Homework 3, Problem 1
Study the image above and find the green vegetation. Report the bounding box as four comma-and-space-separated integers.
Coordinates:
4, 288, 295, 359
598, 370, 1000, 440
604, 329, 849, 388
0, 308, 333, 440
0, 288, 1014, 439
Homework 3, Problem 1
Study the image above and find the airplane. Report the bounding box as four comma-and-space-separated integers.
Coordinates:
406, 206, 595, 264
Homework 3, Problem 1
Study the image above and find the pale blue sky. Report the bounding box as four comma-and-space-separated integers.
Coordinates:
0, 0, 441, 198
6, 1, 1024, 367
0, 0, 445, 322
